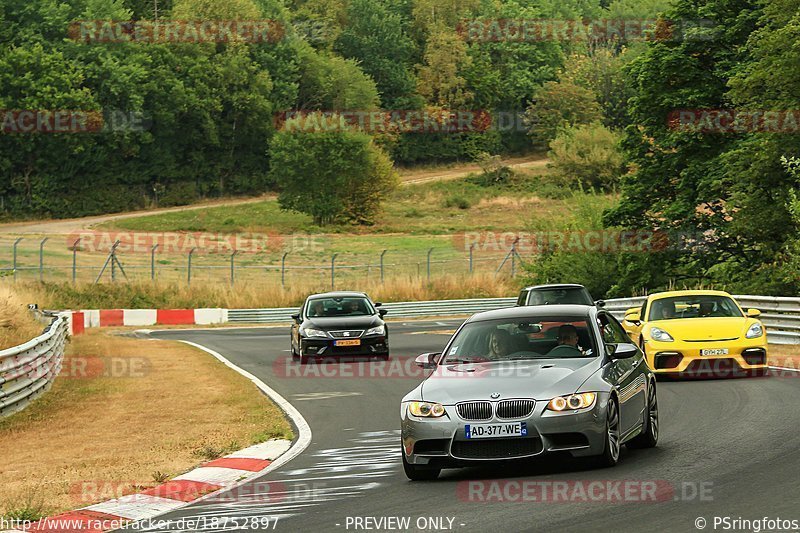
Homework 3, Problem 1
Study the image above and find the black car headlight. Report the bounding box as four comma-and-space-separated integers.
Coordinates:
300, 327, 328, 338
365, 325, 386, 336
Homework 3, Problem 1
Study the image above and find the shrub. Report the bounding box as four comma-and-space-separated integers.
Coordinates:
443, 195, 471, 209
547, 123, 626, 190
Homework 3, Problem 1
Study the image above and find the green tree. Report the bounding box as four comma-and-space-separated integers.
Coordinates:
269, 124, 398, 225
334, 0, 420, 109
526, 80, 603, 143
416, 29, 472, 108
296, 46, 380, 110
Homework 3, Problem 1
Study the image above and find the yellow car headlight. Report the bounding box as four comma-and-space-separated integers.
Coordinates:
408, 401, 446, 418
547, 393, 596, 412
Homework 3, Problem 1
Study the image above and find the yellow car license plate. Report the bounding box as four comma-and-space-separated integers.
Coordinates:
334, 339, 361, 347
701, 348, 729, 356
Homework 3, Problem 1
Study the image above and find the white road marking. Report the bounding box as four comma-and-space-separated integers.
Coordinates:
293, 392, 363, 401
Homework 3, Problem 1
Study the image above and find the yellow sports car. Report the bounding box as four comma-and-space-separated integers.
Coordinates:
622, 290, 768, 376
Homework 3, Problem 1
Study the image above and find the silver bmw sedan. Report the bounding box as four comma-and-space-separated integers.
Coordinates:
400, 304, 658, 480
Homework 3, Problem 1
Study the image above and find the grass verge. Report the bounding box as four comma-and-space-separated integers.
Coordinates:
0, 330, 292, 517
10, 272, 517, 310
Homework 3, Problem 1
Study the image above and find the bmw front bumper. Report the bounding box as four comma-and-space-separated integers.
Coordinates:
401, 394, 610, 467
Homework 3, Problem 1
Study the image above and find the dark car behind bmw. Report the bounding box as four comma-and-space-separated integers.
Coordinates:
291, 291, 389, 364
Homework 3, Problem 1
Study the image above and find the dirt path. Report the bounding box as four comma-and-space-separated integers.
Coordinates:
0, 154, 548, 235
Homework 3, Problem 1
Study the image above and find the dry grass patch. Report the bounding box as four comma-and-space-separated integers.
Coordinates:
0, 331, 292, 516
13, 273, 515, 311
769, 344, 800, 368
0, 285, 45, 350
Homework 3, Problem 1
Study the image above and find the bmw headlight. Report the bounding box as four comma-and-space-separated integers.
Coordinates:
365, 325, 386, 336
746, 323, 764, 339
547, 393, 596, 412
408, 401, 446, 418
650, 326, 674, 342
300, 327, 328, 338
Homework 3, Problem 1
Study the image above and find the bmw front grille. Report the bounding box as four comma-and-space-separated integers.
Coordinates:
496, 399, 535, 420
456, 401, 493, 421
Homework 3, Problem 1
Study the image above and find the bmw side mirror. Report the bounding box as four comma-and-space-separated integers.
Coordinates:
610, 342, 638, 360
378, 309, 388, 317
415, 352, 441, 369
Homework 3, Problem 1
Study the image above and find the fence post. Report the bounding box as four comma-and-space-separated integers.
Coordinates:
331, 253, 338, 290
380, 249, 387, 283
511, 241, 517, 278
150, 244, 159, 281
230, 250, 238, 286
12, 238, 22, 282
71, 238, 81, 283
469, 243, 475, 274
187, 247, 196, 286
38, 237, 49, 282
281, 252, 289, 287
427, 248, 434, 282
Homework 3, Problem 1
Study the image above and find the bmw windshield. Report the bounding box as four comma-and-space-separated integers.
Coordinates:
443, 317, 597, 363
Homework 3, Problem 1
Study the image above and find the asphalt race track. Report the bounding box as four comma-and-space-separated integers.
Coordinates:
125, 321, 800, 533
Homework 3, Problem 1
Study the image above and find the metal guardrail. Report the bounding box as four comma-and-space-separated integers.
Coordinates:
228, 294, 800, 345
0, 313, 69, 418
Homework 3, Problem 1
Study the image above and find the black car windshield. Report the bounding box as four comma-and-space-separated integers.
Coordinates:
443, 316, 596, 363
307, 297, 375, 317
648, 295, 743, 321
528, 288, 592, 306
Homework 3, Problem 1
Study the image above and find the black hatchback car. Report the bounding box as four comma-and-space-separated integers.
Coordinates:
290, 291, 389, 364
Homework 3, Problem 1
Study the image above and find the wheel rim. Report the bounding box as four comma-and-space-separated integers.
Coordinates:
607, 400, 620, 461
648, 385, 659, 440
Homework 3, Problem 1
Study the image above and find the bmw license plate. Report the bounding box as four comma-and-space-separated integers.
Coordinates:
701, 348, 729, 356
334, 339, 361, 347
465, 422, 527, 439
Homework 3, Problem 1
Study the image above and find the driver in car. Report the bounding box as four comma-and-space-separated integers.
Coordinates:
309, 301, 325, 317
547, 324, 583, 357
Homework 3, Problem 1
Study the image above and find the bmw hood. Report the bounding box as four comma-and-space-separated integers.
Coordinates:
419, 358, 602, 404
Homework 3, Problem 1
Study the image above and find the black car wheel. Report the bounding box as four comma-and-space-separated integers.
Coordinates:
629, 381, 659, 449
290, 339, 298, 359
402, 449, 440, 481
592, 397, 620, 468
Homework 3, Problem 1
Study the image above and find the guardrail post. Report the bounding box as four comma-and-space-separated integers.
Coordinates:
469, 243, 475, 274
12, 237, 22, 282
150, 244, 159, 281
230, 250, 238, 286
71, 238, 81, 283
281, 252, 289, 287
380, 249, 387, 283
187, 247, 196, 285
427, 248, 434, 282
331, 253, 338, 290
38, 237, 49, 282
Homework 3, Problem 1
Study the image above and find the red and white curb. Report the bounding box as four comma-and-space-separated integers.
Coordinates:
5, 341, 311, 533
66, 309, 228, 335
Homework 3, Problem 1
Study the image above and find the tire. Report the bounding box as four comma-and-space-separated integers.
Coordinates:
290, 339, 298, 359
299, 351, 311, 365
402, 451, 440, 481
628, 381, 659, 449
592, 396, 621, 468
